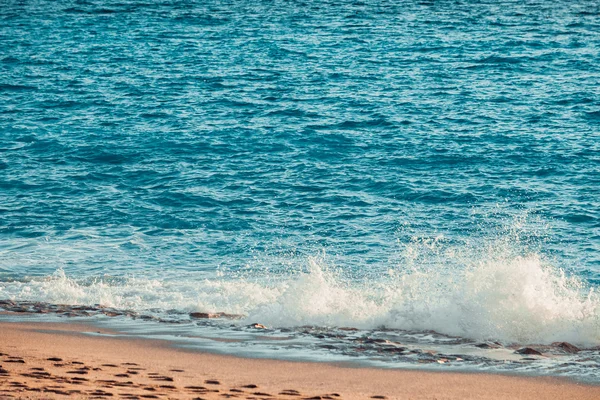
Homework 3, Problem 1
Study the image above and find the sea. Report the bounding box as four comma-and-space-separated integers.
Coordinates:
1, 0, 600, 382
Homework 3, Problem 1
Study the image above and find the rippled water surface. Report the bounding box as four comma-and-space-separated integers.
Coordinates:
1, 0, 600, 379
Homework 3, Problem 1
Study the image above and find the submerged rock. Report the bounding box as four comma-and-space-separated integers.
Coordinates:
378, 347, 406, 353
474, 342, 502, 349
338, 327, 358, 331
190, 312, 217, 319
248, 323, 267, 329
189, 311, 244, 319
552, 342, 580, 354
515, 347, 543, 356
104, 311, 121, 317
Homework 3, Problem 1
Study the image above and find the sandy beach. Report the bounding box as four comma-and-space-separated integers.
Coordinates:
0, 321, 597, 399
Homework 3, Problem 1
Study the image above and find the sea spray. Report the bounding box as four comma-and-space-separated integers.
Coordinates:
2, 240, 599, 346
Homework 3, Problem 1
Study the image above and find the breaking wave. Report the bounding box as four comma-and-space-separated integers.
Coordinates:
2, 235, 599, 347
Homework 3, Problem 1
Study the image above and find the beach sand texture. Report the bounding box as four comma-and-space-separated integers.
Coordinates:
0, 321, 598, 399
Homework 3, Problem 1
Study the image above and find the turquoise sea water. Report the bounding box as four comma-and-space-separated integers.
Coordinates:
2, 0, 600, 379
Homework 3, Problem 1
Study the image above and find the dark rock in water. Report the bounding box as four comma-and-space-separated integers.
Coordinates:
552, 342, 580, 354
190, 312, 217, 319
474, 342, 502, 349
338, 327, 358, 331
190, 311, 244, 319
319, 344, 337, 350
379, 347, 406, 354
515, 347, 543, 356
104, 311, 120, 317
247, 323, 267, 329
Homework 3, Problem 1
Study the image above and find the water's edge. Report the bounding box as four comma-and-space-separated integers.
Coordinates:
2, 300, 600, 384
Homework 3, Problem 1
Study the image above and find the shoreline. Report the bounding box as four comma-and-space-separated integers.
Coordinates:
1, 321, 599, 399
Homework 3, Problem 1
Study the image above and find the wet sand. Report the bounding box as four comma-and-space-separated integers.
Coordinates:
0, 321, 598, 399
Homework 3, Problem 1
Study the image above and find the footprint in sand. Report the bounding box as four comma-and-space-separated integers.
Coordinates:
67, 370, 89, 375
97, 380, 118, 384
151, 375, 174, 382
89, 389, 114, 397
185, 386, 219, 394
112, 381, 135, 387
47, 389, 72, 395
280, 389, 301, 396
160, 385, 177, 389
23, 371, 52, 378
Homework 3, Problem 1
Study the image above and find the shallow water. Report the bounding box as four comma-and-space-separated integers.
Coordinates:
1, 0, 600, 380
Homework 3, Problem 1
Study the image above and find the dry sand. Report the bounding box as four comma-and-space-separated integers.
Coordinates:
0, 321, 598, 399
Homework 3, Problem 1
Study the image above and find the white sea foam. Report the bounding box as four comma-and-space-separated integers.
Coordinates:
1, 238, 599, 346
242, 250, 600, 346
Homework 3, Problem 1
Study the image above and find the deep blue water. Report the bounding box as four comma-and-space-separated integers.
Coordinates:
2, 0, 600, 377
